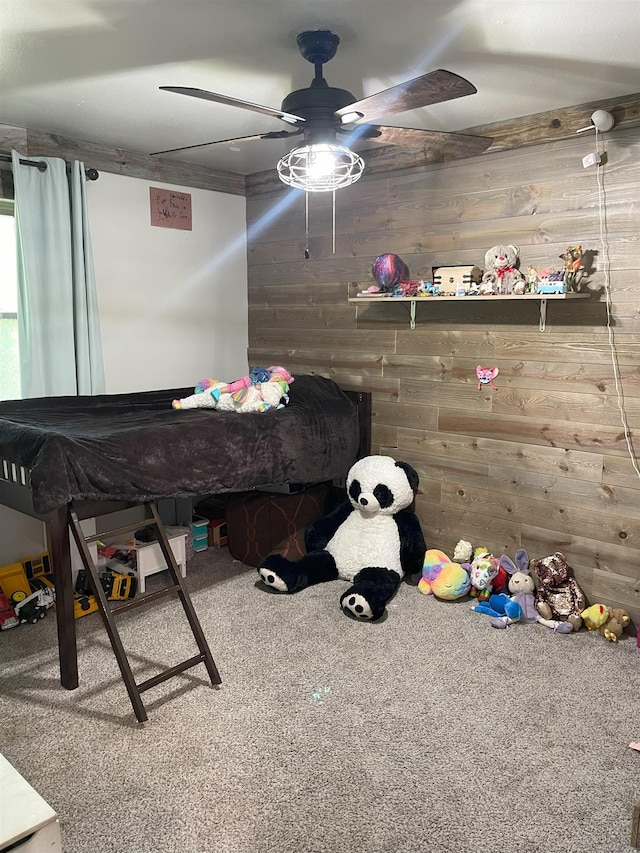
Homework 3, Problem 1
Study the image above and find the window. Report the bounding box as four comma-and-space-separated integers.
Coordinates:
0, 200, 20, 400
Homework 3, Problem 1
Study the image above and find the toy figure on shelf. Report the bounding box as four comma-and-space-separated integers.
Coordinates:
480, 245, 527, 295
536, 269, 566, 294
392, 280, 420, 297
559, 245, 586, 291
526, 266, 539, 292
417, 281, 441, 297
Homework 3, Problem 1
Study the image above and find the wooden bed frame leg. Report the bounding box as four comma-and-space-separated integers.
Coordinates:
47, 506, 78, 690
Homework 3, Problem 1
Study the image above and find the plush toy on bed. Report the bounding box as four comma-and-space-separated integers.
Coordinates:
172, 366, 294, 412
257, 455, 426, 621
213, 377, 290, 413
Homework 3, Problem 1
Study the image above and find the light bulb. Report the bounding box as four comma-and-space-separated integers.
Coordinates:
308, 147, 337, 178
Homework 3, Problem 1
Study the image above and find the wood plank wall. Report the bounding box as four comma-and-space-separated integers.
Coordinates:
246, 125, 640, 627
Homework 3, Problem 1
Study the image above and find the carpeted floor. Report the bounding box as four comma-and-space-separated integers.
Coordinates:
1, 546, 639, 853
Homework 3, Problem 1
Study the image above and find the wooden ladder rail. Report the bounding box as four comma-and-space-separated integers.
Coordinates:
68, 501, 221, 723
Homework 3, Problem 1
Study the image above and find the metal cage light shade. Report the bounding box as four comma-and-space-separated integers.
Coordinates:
277, 142, 364, 191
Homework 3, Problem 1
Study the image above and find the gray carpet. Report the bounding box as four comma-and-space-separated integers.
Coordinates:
1, 547, 639, 853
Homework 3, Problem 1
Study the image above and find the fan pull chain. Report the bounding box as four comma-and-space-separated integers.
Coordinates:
304, 191, 310, 259
332, 190, 336, 255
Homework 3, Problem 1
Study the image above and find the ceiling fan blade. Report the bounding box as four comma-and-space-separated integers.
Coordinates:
356, 125, 494, 158
150, 129, 303, 156
159, 86, 306, 125
336, 69, 477, 123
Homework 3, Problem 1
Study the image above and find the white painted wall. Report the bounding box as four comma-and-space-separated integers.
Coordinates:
0, 173, 248, 564
89, 173, 248, 392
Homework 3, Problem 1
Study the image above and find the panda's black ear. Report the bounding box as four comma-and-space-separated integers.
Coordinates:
395, 460, 419, 492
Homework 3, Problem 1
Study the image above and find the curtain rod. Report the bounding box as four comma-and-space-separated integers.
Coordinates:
0, 153, 99, 180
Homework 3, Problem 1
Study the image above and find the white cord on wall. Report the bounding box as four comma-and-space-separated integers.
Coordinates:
593, 125, 640, 480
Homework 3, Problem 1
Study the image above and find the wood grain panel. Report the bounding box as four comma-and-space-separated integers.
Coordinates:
372, 402, 438, 431
400, 379, 493, 410
492, 331, 640, 364
602, 455, 640, 489
548, 530, 640, 582
0, 124, 28, 151
590, 567, 640, 620
25, 129, 245, 195
440, 481, 640, 550
353, 184, 552, 232
249, 305, 355, 330
372, 423, 398, 450
382, 447, 490, 492
487, 464, 640, 520
246, 116, 640, 623
413, 496, 521, 557
453, 356, 640, 397
248, 282, 348, 306
490, 386, 640, 428
382, 354, 452, 381
248, 347, 384, 375
248, 327, 396, 352
437, 408, 634, 455
396, 329, 496, 358
397, 428, 603, 482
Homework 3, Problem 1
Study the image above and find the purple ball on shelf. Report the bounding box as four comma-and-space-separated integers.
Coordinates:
371, 253, 410, 291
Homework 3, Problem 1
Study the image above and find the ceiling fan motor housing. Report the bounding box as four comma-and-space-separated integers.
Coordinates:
281, 85, 357, 142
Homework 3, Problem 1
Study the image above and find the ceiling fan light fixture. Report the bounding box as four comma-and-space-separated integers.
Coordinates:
277, 142, 364, 191
340, 110, 364, 125
279, 114, 301, 126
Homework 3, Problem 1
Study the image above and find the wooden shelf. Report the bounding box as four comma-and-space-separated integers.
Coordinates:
348, 292, 591, 331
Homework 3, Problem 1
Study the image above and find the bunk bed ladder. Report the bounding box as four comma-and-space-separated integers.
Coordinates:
67, 501, 221, 723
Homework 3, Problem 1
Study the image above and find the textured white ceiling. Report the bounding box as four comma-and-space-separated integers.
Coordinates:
1, 0, 639, 176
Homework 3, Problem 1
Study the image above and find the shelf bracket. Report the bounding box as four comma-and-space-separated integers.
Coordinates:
539, 299, 547, 332
401, 300, 417, 329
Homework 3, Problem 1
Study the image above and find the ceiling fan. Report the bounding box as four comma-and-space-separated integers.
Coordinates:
152, 30, 493, 186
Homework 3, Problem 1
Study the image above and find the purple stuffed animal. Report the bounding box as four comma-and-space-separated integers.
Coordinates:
474, 549, 572, 632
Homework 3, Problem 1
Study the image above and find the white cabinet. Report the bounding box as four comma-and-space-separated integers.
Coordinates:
0, 754, 63, 853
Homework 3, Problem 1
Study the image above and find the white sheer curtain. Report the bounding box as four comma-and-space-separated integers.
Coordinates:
11, 151, 105, 397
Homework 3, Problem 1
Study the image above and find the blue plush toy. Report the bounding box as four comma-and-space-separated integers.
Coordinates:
473, 548, 572, 633
472, 592, 522, 626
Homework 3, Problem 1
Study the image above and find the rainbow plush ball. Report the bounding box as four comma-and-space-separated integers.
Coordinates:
371, 253, 410, 291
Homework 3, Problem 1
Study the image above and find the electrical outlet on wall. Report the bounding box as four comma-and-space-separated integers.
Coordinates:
582, 151, 601, 168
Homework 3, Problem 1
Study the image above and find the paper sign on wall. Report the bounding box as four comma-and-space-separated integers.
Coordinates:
150, 187, 192, 230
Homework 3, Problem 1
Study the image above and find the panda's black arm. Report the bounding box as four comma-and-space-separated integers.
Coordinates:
395, 510, 427, 575
305, 501, 354, 552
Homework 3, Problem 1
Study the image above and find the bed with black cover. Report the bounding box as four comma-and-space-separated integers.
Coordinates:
0, 374, 371, 691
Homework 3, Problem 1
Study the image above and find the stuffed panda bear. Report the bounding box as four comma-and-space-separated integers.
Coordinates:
257, 455, 426, 621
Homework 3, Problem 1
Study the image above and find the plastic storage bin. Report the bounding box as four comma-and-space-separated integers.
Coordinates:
191, 516, 209, 552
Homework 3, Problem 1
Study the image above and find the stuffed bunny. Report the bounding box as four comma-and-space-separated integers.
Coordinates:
473, 548, 573, 632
